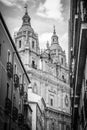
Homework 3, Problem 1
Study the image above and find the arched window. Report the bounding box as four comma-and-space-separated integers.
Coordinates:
7, 50, 11, 62
50, 98, 53, 106
32, 60, 35, 68
19, 40, 21, 48
7, 83, 9, 98
61, 58, 63, 64
32, 41, 34, 48
14, 64, 17, 74
62, 75, 64, 79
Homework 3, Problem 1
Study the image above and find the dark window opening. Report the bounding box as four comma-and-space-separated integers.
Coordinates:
32, 60, 37, 69
86, 80, 87, 86
14, 64, 17, 73
7, 51, 10, 62
62, 75, 64, 79
7, 83, 9, 98
62, 75, 66, 83
19, 40, 21, 48
32, 41, 34, 48
61, 58, 63, 64
32, 60, 35, 67
19, 75, 22, 83
50, 98, 53, 106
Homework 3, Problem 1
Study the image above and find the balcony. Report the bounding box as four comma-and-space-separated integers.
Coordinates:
7, 62, 13, 78
24, 92, 28, 103
19, 84, 24, 96
18, 113, 24, 126
5, 97, 12, 114
14, 74, 19, 88
12, 106, 18, 121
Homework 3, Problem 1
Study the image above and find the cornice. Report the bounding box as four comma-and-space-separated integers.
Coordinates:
27, 67, 70, 91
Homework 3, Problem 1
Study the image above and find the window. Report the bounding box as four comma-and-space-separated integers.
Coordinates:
32, 41, 34, 48
14, 64, 17, 74
0, 44, 1, 56
62, 75, 66, 82
7, 51, 11, 62
32, 60, 35, 68
61, 58, 63, 64
50, 98, 53, 106
19, 75, 22, 84
62, 75, 64, 79
13, 94, 16, 106
7, 83, 9, 98
19, 40, 21, 48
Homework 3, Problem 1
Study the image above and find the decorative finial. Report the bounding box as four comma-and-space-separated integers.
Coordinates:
53, 25, 56, 34
24, 3, 28, 14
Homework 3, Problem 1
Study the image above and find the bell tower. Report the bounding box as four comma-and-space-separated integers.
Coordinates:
51, 26, 58, 44
14, 4, 40, 69
22, 4, 31, 26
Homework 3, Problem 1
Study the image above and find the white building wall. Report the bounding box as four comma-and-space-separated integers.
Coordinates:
29, 104, 36, 130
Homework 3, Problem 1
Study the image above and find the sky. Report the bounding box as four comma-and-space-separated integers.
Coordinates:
0, 0, 70, 61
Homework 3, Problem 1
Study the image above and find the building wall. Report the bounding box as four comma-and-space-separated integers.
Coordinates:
69, 0, 87, 129
0, 13, 31, 130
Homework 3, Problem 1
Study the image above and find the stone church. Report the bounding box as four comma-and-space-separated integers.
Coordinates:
14, 5, 71, 130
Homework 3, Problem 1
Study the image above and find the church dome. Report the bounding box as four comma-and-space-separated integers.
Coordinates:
18, 25, 34, 33
18, 4, 34, 34
50, 26, 62, 52
50, 43, 62, 51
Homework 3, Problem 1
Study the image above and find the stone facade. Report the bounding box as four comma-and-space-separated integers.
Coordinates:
15, 6, 71, 130
0, 12, 32, 130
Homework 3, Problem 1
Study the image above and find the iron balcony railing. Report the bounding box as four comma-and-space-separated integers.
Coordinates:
7, 62, 13, 78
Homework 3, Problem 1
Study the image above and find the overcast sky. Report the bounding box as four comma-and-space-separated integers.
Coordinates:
0, 0, 70, 60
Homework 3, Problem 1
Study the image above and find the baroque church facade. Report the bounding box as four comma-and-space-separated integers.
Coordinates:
14, 6, 71, 130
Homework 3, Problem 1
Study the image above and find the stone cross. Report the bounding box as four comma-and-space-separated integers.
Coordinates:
24, 3, 28, 13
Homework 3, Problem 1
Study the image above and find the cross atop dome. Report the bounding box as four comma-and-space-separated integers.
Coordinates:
24, 3, 28, 14
53, 25, 56, 34
22, 3, 31, 26
51, 25, 59, 45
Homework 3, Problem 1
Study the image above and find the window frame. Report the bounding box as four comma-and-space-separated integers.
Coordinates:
7, 50, 11, 62
61, 57, 63, 65
32, 41, 35, 49
19, 40, 21, 48
50, 98, 53, 106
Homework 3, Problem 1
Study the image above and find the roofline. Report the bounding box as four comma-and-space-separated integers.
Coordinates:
29, 101, 42, 114
46, 106, 71, 117
24, 103, 32, 112
0, 12, 31, 83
